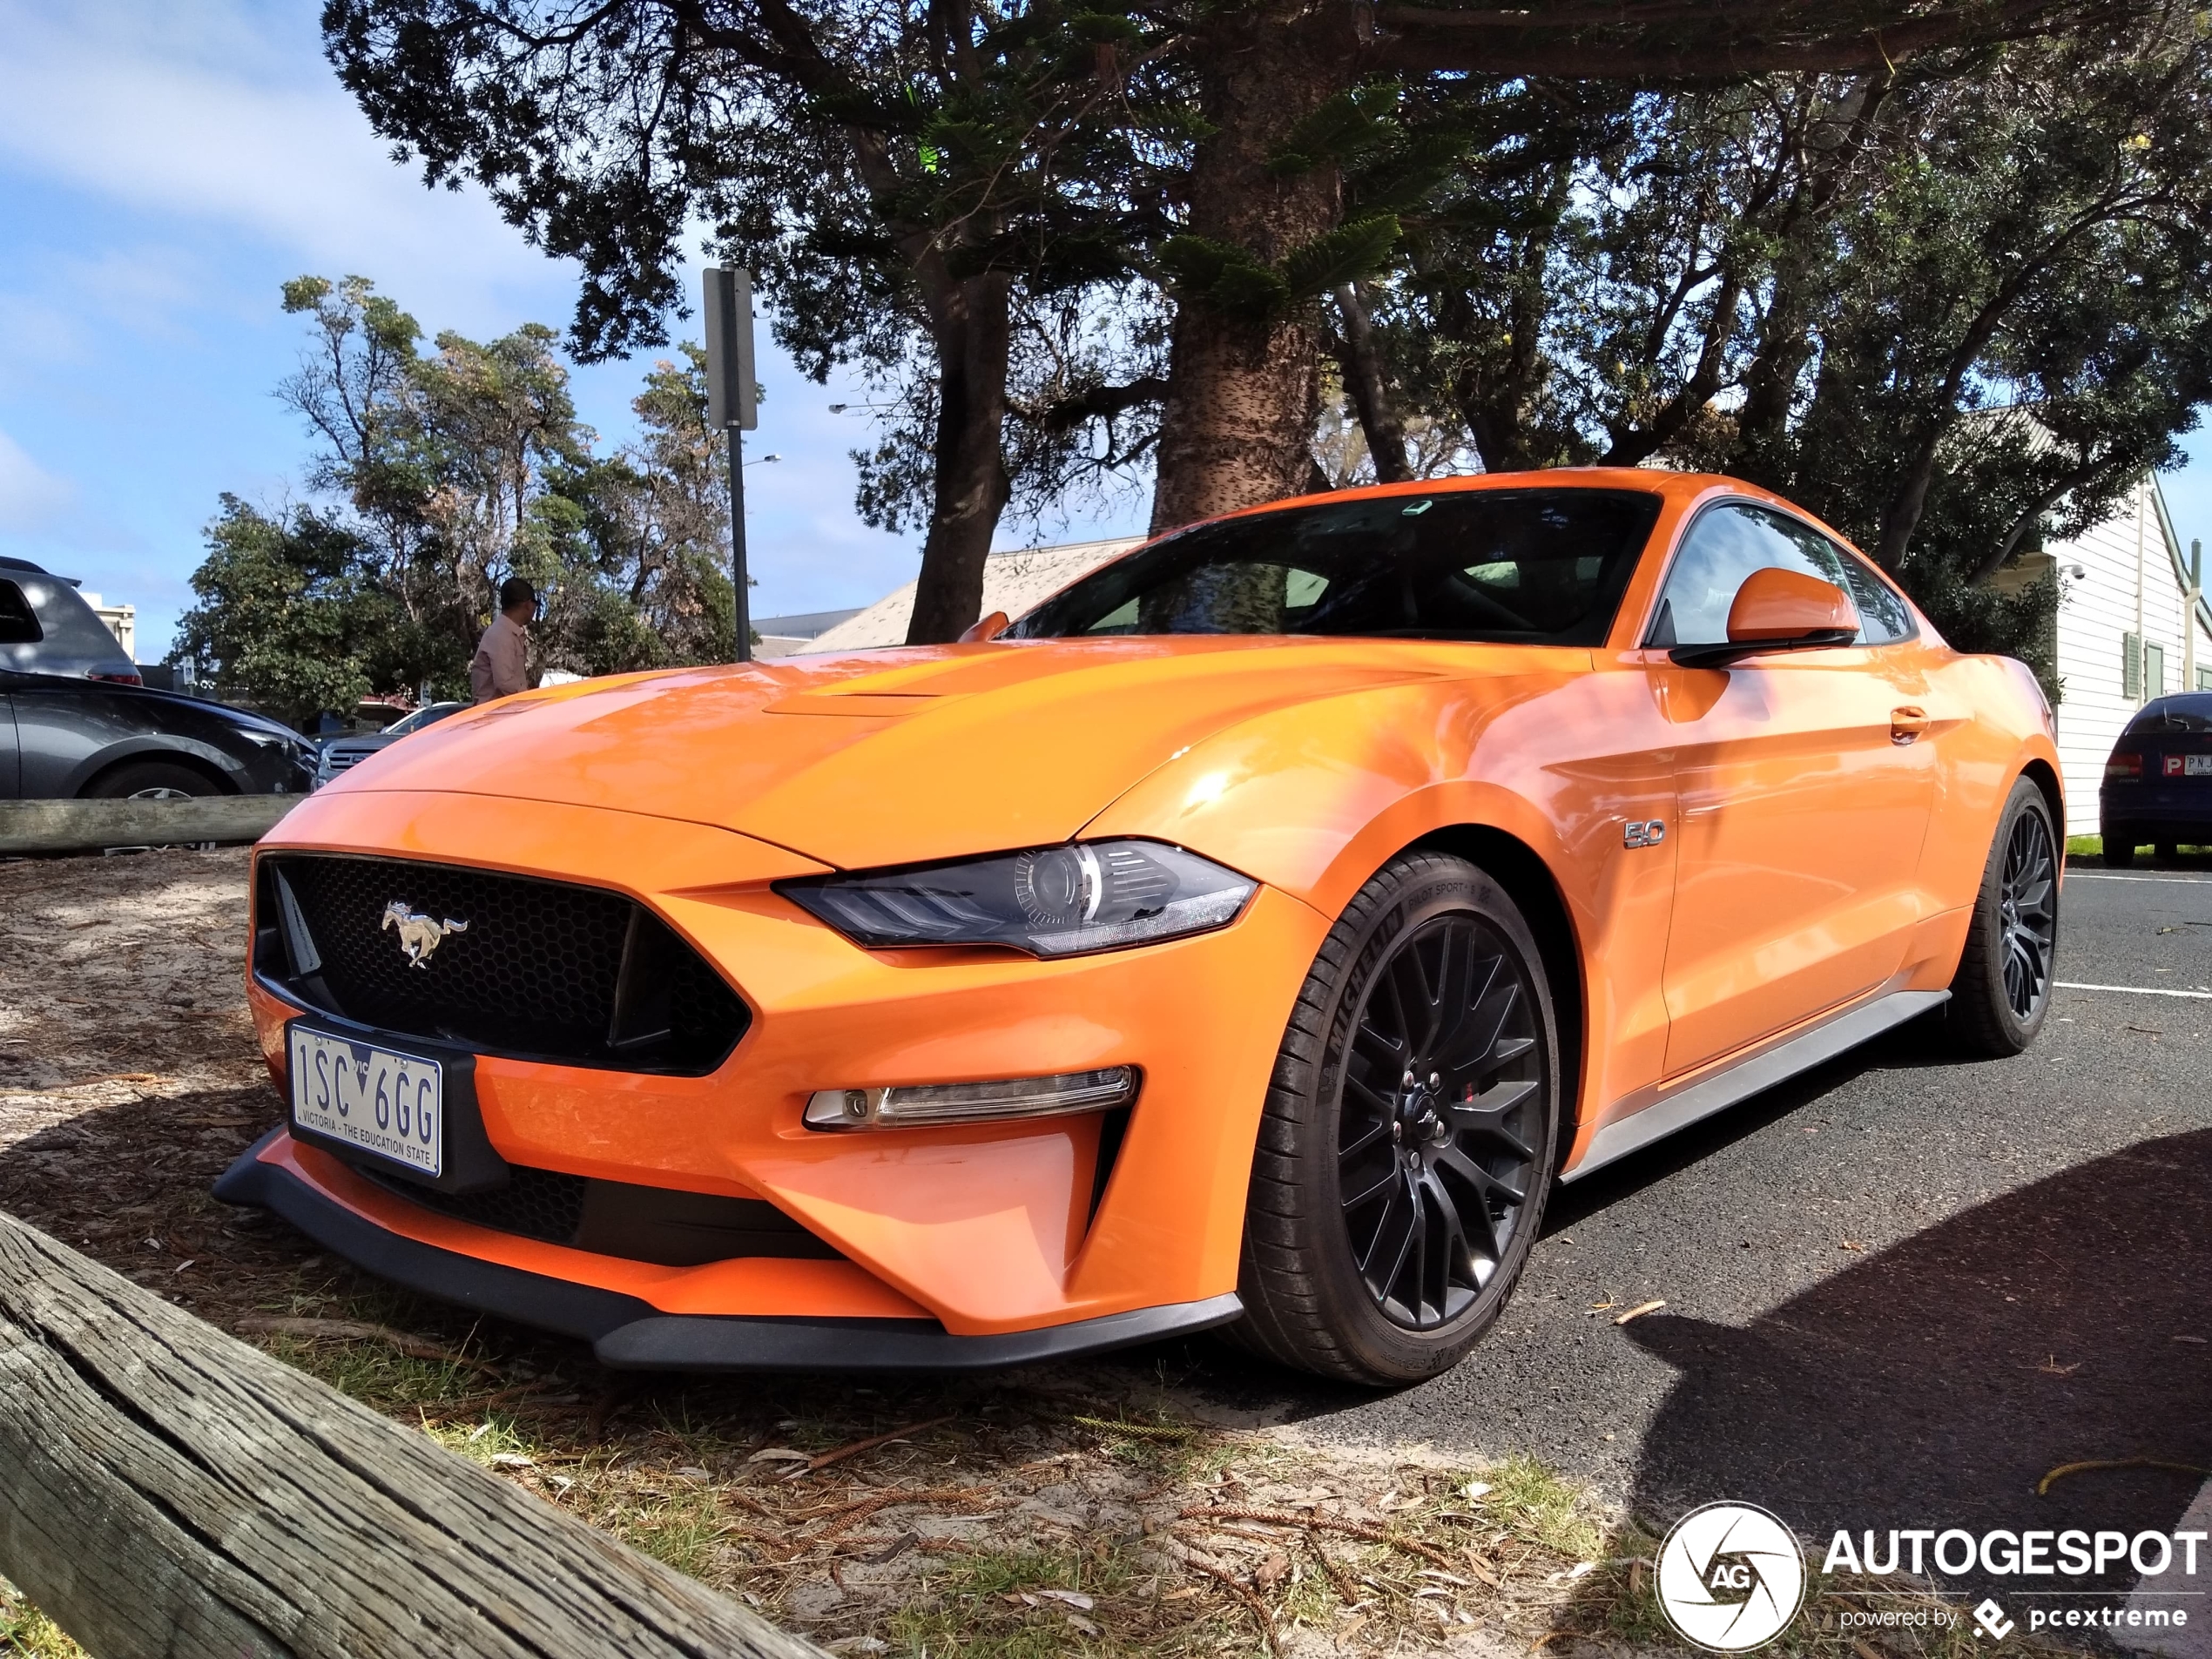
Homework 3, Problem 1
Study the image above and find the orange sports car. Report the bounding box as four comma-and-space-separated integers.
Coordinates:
216, 470, 2060, 1384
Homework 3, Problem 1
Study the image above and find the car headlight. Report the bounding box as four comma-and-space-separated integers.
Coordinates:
778, 840, 1256, 957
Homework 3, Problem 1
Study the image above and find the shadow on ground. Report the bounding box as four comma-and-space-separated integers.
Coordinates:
1620, 1127, 2212, 1602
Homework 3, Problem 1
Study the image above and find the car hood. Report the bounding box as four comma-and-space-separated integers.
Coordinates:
326, 637, 1478, 869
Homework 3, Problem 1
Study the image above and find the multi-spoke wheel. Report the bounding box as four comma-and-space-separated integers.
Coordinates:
1948, 777, 2059, 1056
1233, 851, 1560, 1384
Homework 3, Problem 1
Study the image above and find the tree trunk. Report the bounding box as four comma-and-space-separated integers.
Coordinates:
906, 270, 1015, 644
1148, 9, 1353, 535
1332, 282, 1412, 482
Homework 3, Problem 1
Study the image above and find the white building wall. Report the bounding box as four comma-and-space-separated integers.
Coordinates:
2045, 478, 2212, 833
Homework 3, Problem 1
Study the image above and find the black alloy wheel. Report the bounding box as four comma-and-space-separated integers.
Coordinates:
1947, 776, 2059, 1056
1997, 806, 2058, 1022
1337, 914, 1544, 1330
1234, 852, 1560, 1385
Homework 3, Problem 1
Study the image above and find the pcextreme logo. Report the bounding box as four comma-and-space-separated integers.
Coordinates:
1656, 1502, 1810, 1652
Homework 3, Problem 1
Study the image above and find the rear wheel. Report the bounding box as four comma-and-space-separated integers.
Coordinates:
2103, 827, 2137, 869
2156, 840, 2180, 865
1947, 778, 2058, 1056
1234, 852, 1560, 1385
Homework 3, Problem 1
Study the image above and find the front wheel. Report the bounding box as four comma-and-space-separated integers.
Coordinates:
1234, 852, 1560, 1386
1946, 777, 2059, 1056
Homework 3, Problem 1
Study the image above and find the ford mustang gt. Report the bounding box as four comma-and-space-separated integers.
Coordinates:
216, 470, 2060, 1384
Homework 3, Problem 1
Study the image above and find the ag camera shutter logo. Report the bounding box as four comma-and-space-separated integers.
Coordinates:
1656, 1502, 1809, 1651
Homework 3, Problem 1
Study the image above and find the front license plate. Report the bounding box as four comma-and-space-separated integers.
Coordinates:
2188, 754, 2212, 776
288, 1025, 443, 1178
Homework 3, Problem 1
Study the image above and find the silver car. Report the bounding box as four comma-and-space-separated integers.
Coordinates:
0, 556, 141, 681
314, 700, 469, 786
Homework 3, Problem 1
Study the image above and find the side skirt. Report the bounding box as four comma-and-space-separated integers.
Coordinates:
1561, 988, 1950, 1184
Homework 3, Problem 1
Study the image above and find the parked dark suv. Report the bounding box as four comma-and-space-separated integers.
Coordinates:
2101, 691, 2212, 866
0, 556, 141, 681
1, 671, 315, 799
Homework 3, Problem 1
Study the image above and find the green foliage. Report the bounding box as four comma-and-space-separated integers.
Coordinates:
171, 499, 389, 725
174, 278, 739, 718
1345, 19, 2212, 644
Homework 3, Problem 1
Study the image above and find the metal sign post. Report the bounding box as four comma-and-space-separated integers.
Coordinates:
702, 266, 759, 663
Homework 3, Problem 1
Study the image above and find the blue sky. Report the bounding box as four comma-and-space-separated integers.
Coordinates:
0, 0, 1144, 660
3, 3, 2210, 661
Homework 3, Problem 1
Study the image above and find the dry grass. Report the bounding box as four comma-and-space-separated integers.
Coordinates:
0, 1581, 86, 1659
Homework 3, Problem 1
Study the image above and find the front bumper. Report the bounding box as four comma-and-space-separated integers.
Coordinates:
239, 786, 1330, 1344
217, 1130, 1240, 1371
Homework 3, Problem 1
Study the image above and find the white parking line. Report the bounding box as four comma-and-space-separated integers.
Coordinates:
2056, 981, 2212, 999
2064, 871, 2212, 886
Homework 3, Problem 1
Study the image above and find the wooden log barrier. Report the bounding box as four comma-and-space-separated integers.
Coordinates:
0, 1208, 826, 1659
0, 795, 300, 855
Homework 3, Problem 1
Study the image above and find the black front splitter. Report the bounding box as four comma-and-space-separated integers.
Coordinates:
215, 1131, 1244, 1372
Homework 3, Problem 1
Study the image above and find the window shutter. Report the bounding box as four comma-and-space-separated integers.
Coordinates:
2147, 643, 2167, 699
2123, 631, 2141, 698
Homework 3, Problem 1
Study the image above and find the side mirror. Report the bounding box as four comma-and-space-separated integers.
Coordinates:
958, 610, 1011, 644
1671, 569, 1858, 667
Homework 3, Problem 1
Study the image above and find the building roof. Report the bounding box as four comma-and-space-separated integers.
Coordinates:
804, 536, 1145, 653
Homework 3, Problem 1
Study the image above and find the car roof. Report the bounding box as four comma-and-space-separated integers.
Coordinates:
0, 556, 49, 575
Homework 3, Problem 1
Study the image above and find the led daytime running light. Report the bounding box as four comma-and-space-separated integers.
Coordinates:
805, 1066, 1137, 1130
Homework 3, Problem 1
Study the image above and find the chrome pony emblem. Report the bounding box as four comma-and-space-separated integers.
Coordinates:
381, 900, 469, 968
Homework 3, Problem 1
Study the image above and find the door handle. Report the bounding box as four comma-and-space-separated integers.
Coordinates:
1891, 705, 1930, 745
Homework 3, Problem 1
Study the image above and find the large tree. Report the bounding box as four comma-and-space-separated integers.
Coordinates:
1134, 0, 2166, 529
176, 277, 739, 714
323, 0, 1183, 641
1326, 12, 2212, 684
321, 0, 2170, 639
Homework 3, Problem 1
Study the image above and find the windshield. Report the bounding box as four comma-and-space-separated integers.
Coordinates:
386, 703, 462, 737
1008, 487, 1663, 645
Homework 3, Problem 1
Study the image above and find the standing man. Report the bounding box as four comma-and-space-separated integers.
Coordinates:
469, 577, 536, 702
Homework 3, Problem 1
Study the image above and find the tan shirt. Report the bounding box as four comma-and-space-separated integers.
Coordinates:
469, 612, 529, 702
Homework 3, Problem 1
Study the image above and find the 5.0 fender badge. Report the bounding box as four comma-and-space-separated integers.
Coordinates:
381, 900, 469, 968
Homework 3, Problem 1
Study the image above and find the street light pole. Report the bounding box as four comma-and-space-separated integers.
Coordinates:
727, 421, 749, 664
702, 266, 759, 664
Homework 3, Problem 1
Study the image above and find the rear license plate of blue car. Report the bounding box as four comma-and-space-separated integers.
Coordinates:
2188, 754, 2212, 776
287, 1024, 444, 1178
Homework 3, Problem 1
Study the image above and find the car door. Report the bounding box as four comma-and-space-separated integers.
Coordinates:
1645, 502, 1937, 1078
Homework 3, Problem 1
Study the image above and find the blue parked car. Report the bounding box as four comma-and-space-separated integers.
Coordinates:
2101, 691, 2212, 866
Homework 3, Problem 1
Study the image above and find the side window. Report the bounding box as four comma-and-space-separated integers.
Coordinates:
1766, 516, 1916, 645
0, 582, 42, 645
1647, 506, 1823, 646
1647, 504, 1909, 647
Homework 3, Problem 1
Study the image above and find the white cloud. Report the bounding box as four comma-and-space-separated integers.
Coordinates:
0, 0, 575, 332
0, 428, 76, 531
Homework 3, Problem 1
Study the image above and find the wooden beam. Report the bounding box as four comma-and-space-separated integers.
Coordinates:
0, 1208, 826, 1659
0, 795, 299, 854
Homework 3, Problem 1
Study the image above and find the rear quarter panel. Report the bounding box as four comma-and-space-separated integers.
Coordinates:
1919, 649, 2063, 909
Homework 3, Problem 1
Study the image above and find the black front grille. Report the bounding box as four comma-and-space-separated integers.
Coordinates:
256, 854, 748, 1074
361, 1163, 842, 1266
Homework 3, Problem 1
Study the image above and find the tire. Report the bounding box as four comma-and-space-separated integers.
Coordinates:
1234, 851, 1561, 1386
84, 761, 216, 799
2103, 827, 2137, 869
2156, 840, 2180, 865
1946, 777, 2059, 1057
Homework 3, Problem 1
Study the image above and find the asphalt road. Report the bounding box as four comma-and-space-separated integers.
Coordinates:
1170, 860, 2212, 1607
